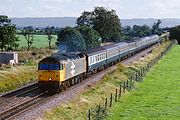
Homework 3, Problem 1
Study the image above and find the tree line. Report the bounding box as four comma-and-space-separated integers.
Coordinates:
0, 7, 179, 52
122, 20, 162, 40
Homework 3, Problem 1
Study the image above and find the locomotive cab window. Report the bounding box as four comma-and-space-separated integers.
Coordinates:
39, 63, 60, 70
49, 64, 59, 70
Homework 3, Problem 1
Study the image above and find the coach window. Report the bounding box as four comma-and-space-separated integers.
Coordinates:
90, 57, 92, 64
96, 55, 97, 61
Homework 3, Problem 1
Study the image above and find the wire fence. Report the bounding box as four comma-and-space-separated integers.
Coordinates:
86, 41, 175, 120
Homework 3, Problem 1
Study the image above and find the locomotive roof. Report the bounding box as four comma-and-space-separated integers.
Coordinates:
39, 52, 83, 63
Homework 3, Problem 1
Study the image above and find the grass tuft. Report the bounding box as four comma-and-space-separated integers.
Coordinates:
0, 66, 37, 93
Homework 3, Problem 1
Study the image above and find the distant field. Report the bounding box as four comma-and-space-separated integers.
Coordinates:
106, 45, 180, 120
17, 35, 58, 48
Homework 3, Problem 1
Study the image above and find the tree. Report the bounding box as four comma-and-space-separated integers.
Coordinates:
45, 26, 55, 49
152, 19, 162, 35
77, 11, 92, 27
121, 26, 135, 40
22, 26, 34, 51
122, 24, 153, 40
133, 25, 152, 37
169, 25, 180, 44
77, 7, 122, 42
0, 15, 19, 51
57, 27, 86, 52
76, 25, 101, 49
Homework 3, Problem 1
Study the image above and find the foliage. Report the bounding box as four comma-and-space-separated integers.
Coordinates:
77, 7, 122, 42
122, 20, 163, 40
17, 26, 61, 35
152, 19, 162, 35
45, 26, 55, 49
122, 25, 152, 40
22, 26, 34, 51
123, 25, 152, 40
107, 45, 180, 120
77, 11, 92, 27
169, 25, 180, 44
18, 48, 53, 65
76, 25, 101, 49
133, 25, 152, 37
57, 26, 86, 52
0, 15, 19, 51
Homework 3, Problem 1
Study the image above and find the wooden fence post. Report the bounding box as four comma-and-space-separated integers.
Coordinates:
97, 105, 100, 117
110, 93, 113, 107
123, 82, 126, 92
105, 98, 107, 109
87, 109, 91, 120
115, 89, 118, 102
118, 84, 122, 99
135, 72, 138, 81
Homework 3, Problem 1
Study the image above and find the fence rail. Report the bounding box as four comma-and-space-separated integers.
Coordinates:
87, 41, 174, 120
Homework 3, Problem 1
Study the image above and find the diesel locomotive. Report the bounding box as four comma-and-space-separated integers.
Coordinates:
38, 35, 160, 92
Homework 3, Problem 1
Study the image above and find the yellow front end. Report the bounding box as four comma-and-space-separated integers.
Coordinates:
38, 70, 60, 81
38, 69, 66, 91
38, 69, 66, 82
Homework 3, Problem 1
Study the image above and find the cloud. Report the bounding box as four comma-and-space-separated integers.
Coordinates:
137, 0, 180, 18
0, 0, 180, 18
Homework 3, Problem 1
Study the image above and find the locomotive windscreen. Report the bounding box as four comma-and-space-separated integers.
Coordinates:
38, 63, 60, 70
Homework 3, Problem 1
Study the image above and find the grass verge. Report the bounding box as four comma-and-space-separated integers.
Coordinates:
106, 45, 180, 120
44, 41, 173, 120
0, 66, 37, 93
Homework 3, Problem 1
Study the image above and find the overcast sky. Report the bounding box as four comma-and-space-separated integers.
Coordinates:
0, 0, 180, 18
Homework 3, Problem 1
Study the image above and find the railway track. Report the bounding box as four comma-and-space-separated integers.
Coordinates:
0, 44, 157, 120
0, 83, 47, 120
0, 82, 38, 98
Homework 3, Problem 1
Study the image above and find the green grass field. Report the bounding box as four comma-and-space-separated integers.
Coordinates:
106, 45, 180, 120
17, 35, 57, 48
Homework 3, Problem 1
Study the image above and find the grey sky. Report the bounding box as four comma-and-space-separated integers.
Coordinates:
0, 0, 179, 18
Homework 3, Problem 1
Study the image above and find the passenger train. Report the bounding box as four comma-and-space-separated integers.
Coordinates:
38, 35, 161, 92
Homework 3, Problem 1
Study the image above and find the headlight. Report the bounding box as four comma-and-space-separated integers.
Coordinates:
49, 78, 52, 81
